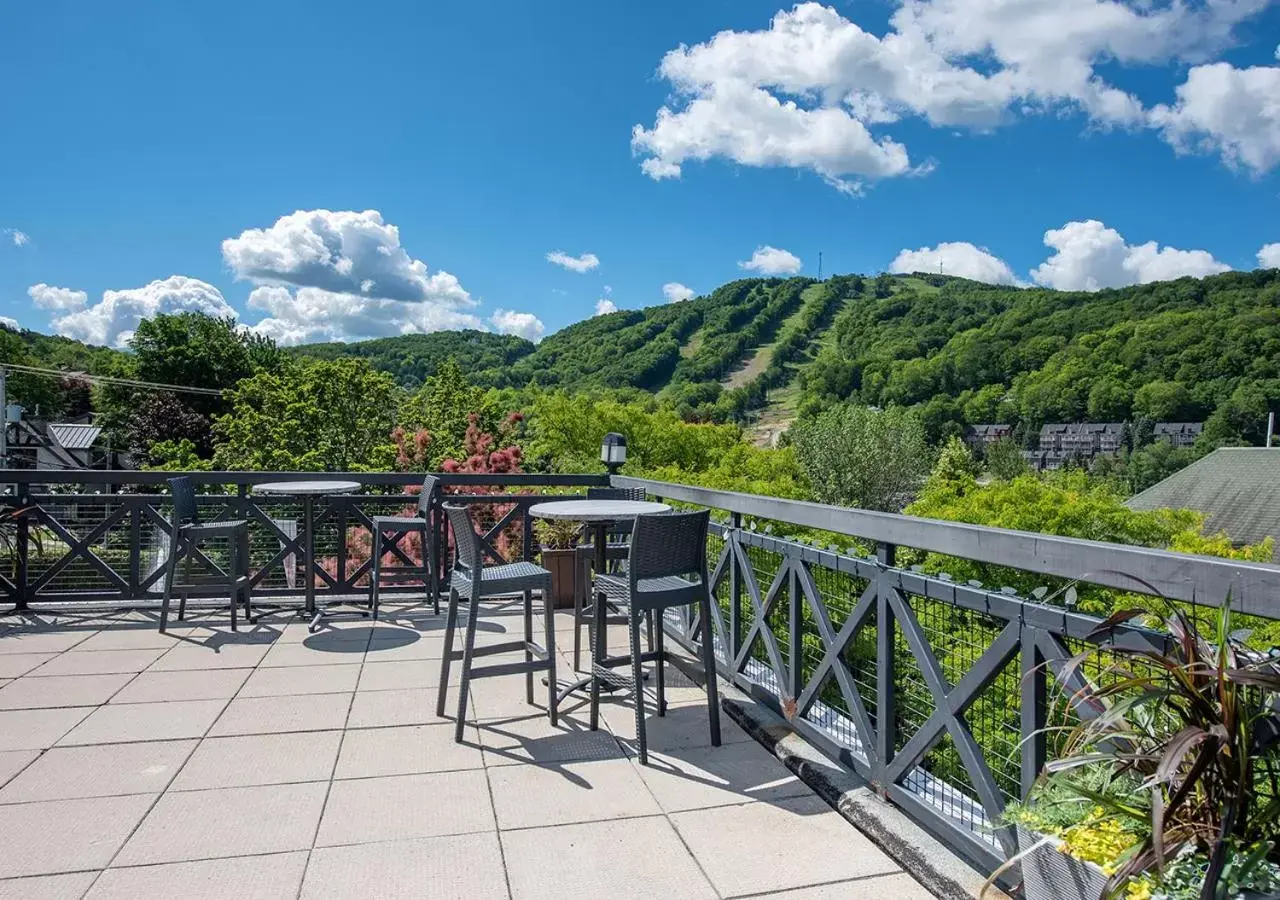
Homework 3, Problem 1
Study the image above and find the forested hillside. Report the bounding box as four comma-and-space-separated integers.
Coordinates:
6, 268, 1279, 449
800, 269, 1280, 444
290, 330, 532, 388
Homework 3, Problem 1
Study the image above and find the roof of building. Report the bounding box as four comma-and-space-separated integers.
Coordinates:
1127, 448, 1280, 555
1154, 422, 1203, 434
49, 423, 103, 450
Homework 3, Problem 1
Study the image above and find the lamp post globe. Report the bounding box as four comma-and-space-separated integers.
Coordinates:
600, 432, 627, 475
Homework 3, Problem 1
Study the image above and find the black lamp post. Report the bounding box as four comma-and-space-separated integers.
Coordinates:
600, 432, 627, 475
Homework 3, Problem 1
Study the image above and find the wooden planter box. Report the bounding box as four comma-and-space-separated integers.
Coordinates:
539, 547, 578, 610
1017, 826, 1109, 900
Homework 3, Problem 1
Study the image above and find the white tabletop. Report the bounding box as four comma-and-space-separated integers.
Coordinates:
255, 480, 363, 496
528, 499, 670, 522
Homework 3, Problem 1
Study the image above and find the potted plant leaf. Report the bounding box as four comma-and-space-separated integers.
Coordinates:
535, 517, 581, 609
1001, 770, 1145, 900
997, 601, 1280, 900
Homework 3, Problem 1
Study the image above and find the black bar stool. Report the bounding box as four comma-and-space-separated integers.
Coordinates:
588, 509, 720, 764
369, 475, 440, 618
436, 503, 559, 742
159, 476, 251, 632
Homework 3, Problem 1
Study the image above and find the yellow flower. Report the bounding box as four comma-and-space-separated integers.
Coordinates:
1059, 813, 1139, 870
1126, 880, 1153, 900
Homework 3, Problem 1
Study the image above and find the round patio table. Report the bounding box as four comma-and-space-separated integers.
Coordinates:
255, 480, 362, 631
529, 499, 669, 698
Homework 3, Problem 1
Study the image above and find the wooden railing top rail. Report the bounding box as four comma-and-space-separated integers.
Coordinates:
613, 475, 1280, 618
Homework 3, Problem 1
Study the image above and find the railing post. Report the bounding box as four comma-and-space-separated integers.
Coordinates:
874, 541, 896, 791
1020, 628, 1047, 800
14, 490, 30, 611
128, 503, 141, 600
521, 503, 533, 563
336, 496, 349, 590
729, 512, 742, 663
788, 557, 802, 710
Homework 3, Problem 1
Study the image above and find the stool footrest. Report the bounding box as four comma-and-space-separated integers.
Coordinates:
375, 567, 432, 578
593, 650, 664, 670
448, 639, 547, 661
470, 658, 553, 679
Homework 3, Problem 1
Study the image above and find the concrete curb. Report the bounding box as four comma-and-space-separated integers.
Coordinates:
718, 691, 1009, 900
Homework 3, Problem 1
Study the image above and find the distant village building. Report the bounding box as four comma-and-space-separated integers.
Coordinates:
1038, 422, 1128, 457
963, 423, 1012, 453
1021, 450, 1066, 471
1152, 422, 1203, 449
3, 415, 122, 473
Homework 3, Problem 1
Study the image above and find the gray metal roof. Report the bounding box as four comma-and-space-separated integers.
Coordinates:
1127, 448, 1280, 557
49, 423, 102, 450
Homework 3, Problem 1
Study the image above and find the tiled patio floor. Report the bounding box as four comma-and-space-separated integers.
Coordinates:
0, 600, 936, 899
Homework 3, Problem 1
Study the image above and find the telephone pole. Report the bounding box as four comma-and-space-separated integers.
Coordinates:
0, 366, 7, 471
817, 251, 823, 280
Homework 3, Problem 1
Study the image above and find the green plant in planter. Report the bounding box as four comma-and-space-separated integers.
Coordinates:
534, 517, 581, 550
1127, 842, 1280, 900
1043, 602, 1280, 900
534, 517, 583, 609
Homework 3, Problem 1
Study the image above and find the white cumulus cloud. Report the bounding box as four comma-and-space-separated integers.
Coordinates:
1031, 220, 1230, 291
489, 308, 546, 343
4, 229, 29, 247
28, 284, 89, 312
662, 282, 696, 302
889, 241, 1019, 285
245, 285, 483, 347
546, 250, 600, 273
37, 276, 236, 348
632, 1, 1270, 190
1149, 63, 1280, 174
740, 245, 802, 275
594, 298, 619, 316
1259, 243, 1280, 268
0, 316, 19, 331
224, 209, 489, 344
223, 209, 472, 306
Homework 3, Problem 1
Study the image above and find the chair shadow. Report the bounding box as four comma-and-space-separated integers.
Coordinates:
467, 659, 825, 818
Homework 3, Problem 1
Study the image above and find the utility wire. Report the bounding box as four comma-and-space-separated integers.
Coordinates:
0, 363, 225, 397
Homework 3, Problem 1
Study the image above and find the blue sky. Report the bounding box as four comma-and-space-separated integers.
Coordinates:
1, 0, 1278, 346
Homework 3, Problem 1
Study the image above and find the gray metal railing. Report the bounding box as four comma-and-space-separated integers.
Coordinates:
613, 475, 1280, 873
0, 470, 608, 607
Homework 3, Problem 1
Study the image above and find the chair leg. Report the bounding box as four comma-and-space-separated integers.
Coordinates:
159, 535, 180, 633
422, 524, 436, 615
589, 589, 605, 731
655, 616, 666, 716
369, 530, 382, 621
228, 536, 239, 632
699, 593, 721, 747
436, 587, 460, 717
630, 607, 647, 765
241, 531, 254, 624
523, 588, 534, 706
429, 520, 441, 616
646, 609, 656, 652
542, 577, 558, 727
454, 592, 481, 743
573, 554, 587, 672
178, 540, 193, 621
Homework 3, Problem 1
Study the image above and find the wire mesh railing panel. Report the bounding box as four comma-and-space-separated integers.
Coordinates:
742, 542, 788, 673
27, 497, 131, 594
906, 594, 1022, 803
803, 564, 873, 754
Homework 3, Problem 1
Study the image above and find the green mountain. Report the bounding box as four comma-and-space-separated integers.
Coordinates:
7, 268, 1280, 447
289, 330, 531, 389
